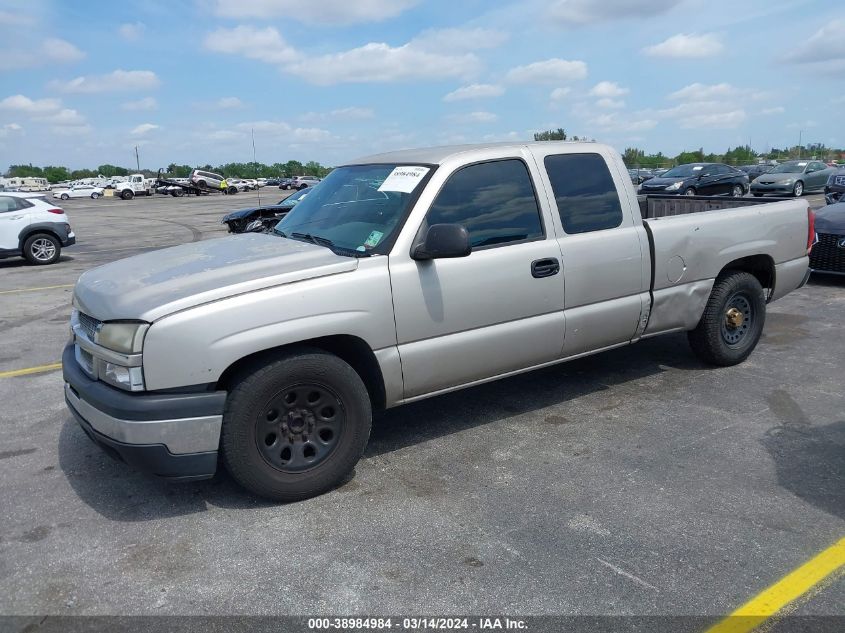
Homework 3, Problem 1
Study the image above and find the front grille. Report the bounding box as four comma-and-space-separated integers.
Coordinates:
77, 312, 101, 341
810, 233, 845, 273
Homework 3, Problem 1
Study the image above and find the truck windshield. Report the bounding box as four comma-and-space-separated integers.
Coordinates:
274, 163, 432, 255
770, 162, 806, 174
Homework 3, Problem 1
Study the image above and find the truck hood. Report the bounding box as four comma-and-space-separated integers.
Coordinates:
74, 233, 358, 322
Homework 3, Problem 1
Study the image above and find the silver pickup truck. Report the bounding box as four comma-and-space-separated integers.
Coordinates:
64, 142, 814, 501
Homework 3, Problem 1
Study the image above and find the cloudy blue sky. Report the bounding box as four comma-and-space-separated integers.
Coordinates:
0, 0, 841, 170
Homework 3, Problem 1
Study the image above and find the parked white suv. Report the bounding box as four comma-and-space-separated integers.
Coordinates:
292, 176, 321, 190
0, 192, 75, 265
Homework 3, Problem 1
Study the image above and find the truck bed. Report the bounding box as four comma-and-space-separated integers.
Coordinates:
638, 194, 792, 219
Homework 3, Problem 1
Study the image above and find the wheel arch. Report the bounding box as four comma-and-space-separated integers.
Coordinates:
18, 225, 64, 251
718, 254, 775, 300
216, 334, 387, 411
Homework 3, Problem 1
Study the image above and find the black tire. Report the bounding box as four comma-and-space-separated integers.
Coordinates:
298, 184, 308, 190
793, 181, 804, 197
197, 180, 207, 188
221, 349, 372, 502
687, 271, 766, 366
60, 193, 69, 200
121, 190, 134, 200
91, 192, 99, 199
23, 232, 61, 265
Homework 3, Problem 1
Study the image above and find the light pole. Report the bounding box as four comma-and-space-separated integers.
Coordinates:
797, 130, 802, 159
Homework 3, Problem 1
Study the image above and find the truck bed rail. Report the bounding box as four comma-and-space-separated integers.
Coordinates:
639, 194, 792, 219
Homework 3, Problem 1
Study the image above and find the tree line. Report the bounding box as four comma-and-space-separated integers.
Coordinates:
4, 160, 334, 182
623, 144, 845, 169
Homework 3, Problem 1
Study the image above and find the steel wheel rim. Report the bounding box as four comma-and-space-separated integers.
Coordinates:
720, 293, 753, 347
255, 382, 345, 473
31, 238, 56, 261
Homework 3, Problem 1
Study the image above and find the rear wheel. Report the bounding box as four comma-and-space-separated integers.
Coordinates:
221, 349, 372, 502
60, 193, 69, 200
687, 271, 766, 366
23, 233, 61, 265
90, 192, 99, 199
793, 181, 804, 197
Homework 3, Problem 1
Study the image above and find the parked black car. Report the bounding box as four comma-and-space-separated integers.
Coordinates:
278, 178, 295, 190
809, 202, 845, 275
638, 163, 749, 197
824, 169, 845, 205
221, 189, 310, 233
265, 178, 280, 186
627, 168, 654, 185
739, 164, 774, 182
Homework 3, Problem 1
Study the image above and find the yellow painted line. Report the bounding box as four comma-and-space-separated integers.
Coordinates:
705, 536, 845, 633
0, 284, 74, 295
0, 362, 62, 378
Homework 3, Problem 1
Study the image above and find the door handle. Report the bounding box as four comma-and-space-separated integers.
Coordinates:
531, 257, 560, 278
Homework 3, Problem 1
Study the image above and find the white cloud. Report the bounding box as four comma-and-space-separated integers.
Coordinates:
784, 20, 845, 77
301, 107, 375, 121
130, 123, 160, 136
49, 70, 160, 93
669, 82, 736, 101
204, 25, 483, 85
0, 10, 36, 26
0, 38, 84, 70
443, 84, 504, 102
760, 106, 785, 115
587, 113, 657, 132
36, 108, 85, 126
658, 102, 747, 129
589, 81, 629, 98
596, 98, 625, 109
548, 0, 683, 25
233, 121, 332, 142
410, 27, 509, 53
0, 123, 24, 138
211, 0, 418, 25
449, 111, 499, 124
119, 22, 146, 41
0, 94, 62, 114
643, 33, 723, 58
203, 26, 299, 64
549, 87, 571, 101
216, 97, 244, 109
121, 97, 158, 111
51, 124, 92, 136
505, 58, 587, 83
285, 42, 479, 85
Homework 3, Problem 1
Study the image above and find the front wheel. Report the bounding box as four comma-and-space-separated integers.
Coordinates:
221, 349, 372, 502
793, 181, 804, 197
23, 233, 61, 265
121, 190, 134, 200
60, 193, 69, 200
683, 187, 696, 197
687, 271, 766, 366
731, 184, 743, 197
91, 192, 99, 199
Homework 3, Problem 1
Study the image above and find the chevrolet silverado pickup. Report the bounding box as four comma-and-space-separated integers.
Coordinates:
64, 142, 814, 501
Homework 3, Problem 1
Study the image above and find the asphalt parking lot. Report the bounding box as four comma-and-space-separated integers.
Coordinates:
0, 190, 842, 622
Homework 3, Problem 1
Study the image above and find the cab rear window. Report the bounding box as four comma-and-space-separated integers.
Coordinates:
544, 153, 623, 234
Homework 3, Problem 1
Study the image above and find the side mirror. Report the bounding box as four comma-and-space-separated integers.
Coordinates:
412, 223, 471, 260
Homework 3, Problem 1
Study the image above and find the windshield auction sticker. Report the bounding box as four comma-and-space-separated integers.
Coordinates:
378, 166, 430, 193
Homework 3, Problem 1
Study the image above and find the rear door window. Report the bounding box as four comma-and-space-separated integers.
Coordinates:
544, 153, 623, 234
426, 159, 544, 248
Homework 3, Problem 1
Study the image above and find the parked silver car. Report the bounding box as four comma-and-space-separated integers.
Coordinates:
189, 169, 225, 190
292, 176, 321, 190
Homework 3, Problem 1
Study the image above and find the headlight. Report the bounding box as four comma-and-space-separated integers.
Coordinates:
665, 181, 683, 191
103, 363, 145, 391
96, 322, 149, 354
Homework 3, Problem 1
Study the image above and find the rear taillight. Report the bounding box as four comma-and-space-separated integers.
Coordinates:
807, 206, 816, 253
48, 208, 64, 215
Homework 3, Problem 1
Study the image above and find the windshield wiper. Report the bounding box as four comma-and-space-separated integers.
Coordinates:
290, 232, 371, 258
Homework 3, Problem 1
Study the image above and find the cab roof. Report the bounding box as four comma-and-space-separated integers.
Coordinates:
345, 141, 603, 166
